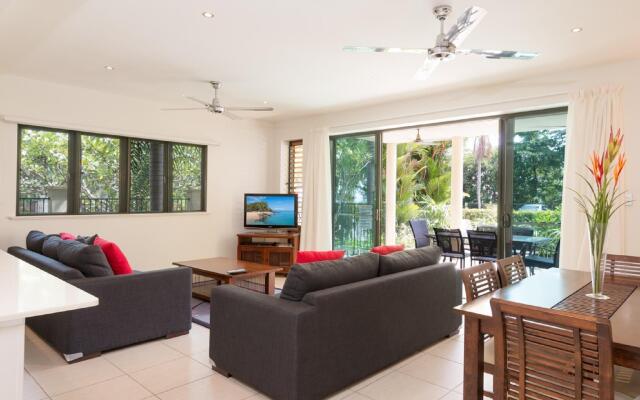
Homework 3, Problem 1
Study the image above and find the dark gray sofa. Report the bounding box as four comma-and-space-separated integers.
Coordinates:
8, 246, 192, 362
210, 247, 462, 400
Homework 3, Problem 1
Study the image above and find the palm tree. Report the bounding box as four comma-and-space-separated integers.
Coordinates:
473, 135, 493, 208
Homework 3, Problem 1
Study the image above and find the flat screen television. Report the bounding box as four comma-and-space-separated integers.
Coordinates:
244, 193, 298, 229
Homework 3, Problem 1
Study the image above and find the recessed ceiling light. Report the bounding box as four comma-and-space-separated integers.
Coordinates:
201, 11, 214, 18
104, 65, 114, 71
571, 27, 583, 33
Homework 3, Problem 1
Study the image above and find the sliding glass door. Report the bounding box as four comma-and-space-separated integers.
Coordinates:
331, 133, 382, 255
499, 109, 568, 265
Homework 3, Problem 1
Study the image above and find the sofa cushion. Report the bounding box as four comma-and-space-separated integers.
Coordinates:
94, 236, 132, 275
378, 246, 442, 276
76, 234, 98, 245
371, 244, 405, 255
296, 250, 345, 264
42, 236, 65, 260
57, 240, 114, 277
26, 230, 58, 253
280, 252, 379, 301
8, 246, 85, 280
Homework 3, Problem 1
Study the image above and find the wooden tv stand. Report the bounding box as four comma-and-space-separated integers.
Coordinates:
237, 230, 300, 274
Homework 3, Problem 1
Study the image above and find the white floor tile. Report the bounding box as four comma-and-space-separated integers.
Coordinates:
130, 357, 213, 394
190, 350, 214, 368
398, 353, 464, 390
24, 329, 67, 374
349, 367, 393, 391
440, 391, 463, 400
425, 338, 464, 364
51, 375, 151, 400
163, 325, 210, 355
30, 357, 124, 396
452, 373, 493, 394
357, 372, 449, 400
156, 374, 255, 400
343, 393, 371, 400
23, 371, 48, 400
105, 341, 184, 374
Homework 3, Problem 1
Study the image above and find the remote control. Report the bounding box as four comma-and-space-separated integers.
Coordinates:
227, 268, 247, 275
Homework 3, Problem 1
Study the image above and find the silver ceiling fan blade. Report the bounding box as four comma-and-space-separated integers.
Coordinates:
223, 111, 242, 120
160, 107, 208, 111
446, 6, 487, 47
225, 106, 275, 112
343, 46, 430, 54
185, 96, 211, 107
413, 58, 440, 80
457, 49, 538, 60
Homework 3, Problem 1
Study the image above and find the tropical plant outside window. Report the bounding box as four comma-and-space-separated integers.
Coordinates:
17, 125, 206, 215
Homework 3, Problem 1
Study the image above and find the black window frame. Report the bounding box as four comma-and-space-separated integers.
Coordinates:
287, 139, 303, 225
16, 124, 208, 216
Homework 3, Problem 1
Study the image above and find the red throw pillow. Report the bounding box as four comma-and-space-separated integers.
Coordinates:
60, 232, 76, 240
296, 250, 345, 264
93, 236, 132, 275
371, 244, 405, 255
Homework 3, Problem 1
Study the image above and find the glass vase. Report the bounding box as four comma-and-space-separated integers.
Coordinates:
586, 222, 609, 300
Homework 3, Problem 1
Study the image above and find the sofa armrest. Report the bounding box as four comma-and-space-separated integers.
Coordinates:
210, 285, 315, 400
28, 267, 192, 355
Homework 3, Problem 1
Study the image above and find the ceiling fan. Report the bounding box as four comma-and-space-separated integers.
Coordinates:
161, 81, 274, 120
343, 5, 538, 80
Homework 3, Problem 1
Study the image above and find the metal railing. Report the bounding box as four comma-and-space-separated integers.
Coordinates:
18, 197, 50, 214
332, 202, 375, 256
18, 197, 192, 214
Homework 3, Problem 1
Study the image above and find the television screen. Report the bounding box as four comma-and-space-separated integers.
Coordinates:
244, 194, 298, 228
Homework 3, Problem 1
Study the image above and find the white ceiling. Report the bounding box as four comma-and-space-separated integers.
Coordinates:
1, 0, 640, 121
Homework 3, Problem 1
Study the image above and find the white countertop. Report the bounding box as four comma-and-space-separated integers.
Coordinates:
0, 250, 98, 323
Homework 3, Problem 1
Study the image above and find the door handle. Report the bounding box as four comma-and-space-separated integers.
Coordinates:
503, 213, 512, 228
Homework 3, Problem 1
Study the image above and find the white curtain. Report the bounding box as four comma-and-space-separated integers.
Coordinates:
300, 128, 332, 250
559, 86, 625, 270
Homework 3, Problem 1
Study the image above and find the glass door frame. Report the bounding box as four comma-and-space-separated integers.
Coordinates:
497, 106, 569, 258
330, 131, 383, 252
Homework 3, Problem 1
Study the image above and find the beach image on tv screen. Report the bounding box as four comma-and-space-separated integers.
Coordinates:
245, 195, 295, 226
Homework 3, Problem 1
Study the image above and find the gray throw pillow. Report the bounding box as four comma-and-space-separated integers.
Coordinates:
42, 236, 65, 260
57, 240, 113, 278
26, 231, 58, 253
76, 234, 98, 245
280, 252, 379, 301
378, 246, 442, 276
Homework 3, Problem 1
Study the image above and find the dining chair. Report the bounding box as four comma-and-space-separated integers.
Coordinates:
496, 255, 527, 286
408, 219, 430, 248
467, 229, 498, 265
511, 226, 533, 256
525, 239, 560, 270
605, 254, 640, 284
461, 262, 501, 392
490, 297, 616, 400
434, 228, 467, 268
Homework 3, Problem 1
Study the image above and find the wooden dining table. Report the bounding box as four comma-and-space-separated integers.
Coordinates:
454, 268, 640, 399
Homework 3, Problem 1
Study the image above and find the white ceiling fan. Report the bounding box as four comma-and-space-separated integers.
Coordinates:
161, 81, 274, 120
343, 5, 538, 80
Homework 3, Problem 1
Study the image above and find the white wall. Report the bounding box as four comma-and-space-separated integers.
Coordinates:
0, 75, 275, 269
270, 58, 640, 254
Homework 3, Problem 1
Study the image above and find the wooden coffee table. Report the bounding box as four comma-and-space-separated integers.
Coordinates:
172, 257, 282, 301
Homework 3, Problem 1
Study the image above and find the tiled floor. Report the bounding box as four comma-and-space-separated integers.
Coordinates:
23, 323, 476, 400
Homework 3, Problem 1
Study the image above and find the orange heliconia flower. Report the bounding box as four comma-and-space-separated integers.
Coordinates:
590, 151, 604, 189
613, 152, 627, 188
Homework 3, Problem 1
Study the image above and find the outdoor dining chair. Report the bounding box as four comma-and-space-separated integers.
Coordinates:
467, 229, 498, 265
434, 228, 467, 268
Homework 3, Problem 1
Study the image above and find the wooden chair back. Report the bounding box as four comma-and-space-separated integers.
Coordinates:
605, 254, 640, 284
496, 255, 527, 286
461, 262, 501, 302
490, 298, 614, 400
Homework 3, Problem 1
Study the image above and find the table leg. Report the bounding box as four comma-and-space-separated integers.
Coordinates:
0, 318, 25, 400
265, 272, 275, 295
463, 316, 484, 400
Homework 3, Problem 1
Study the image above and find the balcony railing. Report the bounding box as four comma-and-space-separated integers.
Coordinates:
18, 197, 192, 214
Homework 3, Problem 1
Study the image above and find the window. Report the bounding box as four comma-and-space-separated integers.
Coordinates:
16, 125, 207, 215
171, 144, 204, 212
17, 127, 70, 215
287, 140, 303, 225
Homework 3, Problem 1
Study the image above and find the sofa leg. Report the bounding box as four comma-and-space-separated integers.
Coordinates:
212, 365, 231, 377
64, 352, 101, 363
165, 330, 189, 339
